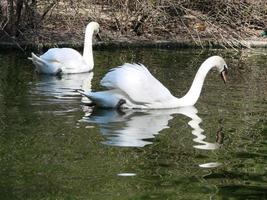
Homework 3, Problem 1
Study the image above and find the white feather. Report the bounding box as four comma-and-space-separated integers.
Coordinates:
28, 22, 100, 75
100, 63, 173, 104
81, 56, 227, 109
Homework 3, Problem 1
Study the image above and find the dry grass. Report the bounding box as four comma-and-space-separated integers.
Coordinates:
1, 0, 267, 48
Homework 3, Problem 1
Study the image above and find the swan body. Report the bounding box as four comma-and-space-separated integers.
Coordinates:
28, 22, 100, 75
79, 56, 228, 109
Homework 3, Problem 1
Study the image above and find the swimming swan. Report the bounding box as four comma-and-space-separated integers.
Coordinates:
78, 56, 228, 109
28, 22, 100, 75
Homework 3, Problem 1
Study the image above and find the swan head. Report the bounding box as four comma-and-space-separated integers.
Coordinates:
86, 22, 100, 34
208, 56, 228, 83
85, 22, 101, 41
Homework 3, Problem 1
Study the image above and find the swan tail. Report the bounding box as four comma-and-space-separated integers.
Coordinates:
76, 89, 94, 105
27, 52, 37, 60
29, 52, 64, 75
29, 52, 46, 67
76, 89, 92, 98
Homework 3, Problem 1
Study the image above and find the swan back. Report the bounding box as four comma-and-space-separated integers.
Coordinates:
40, 48, 89, 74
100, 63, 175, 106
40, 48, 82, 61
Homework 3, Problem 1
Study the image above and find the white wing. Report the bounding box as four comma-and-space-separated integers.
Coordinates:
40, 48, 82, 62
100, 63, 174, 104
39, 48, 89, 73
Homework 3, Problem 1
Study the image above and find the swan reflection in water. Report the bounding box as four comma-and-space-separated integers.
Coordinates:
82, 106, 223, 147
81, 107, 176, 147
81, 106, 224, 168
30, 72, 93, 103
30, 72, 93, 117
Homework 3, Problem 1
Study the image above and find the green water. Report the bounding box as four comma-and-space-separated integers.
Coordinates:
0, 48, 266, 199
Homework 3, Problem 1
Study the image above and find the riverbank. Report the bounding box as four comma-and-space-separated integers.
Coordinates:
1, 1, 267, 52
1, 38, 267, 52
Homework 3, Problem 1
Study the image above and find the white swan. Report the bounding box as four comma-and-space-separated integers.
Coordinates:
79, 56, 228, 109
28, 22, 100, 75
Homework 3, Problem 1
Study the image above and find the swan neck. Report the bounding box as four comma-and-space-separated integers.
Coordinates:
83, 26, 94, 68
176, 60, 215, 106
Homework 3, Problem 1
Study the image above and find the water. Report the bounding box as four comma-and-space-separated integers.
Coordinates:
0, 48, 266, 199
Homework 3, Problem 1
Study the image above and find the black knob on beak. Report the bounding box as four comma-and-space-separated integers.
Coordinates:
220, 65, 228, 84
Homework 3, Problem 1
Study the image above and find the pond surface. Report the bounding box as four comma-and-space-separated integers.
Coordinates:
0, 48, 266, 199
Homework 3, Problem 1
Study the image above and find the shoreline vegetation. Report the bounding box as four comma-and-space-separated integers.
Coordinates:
1, 0, 267, 51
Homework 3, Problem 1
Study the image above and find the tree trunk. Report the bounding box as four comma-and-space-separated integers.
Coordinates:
15, 0, 24, 34
1, 0, 25, 37
6, 0, 16, 35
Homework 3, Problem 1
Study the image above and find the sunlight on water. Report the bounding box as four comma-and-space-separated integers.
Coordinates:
117, 173, 137, 177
